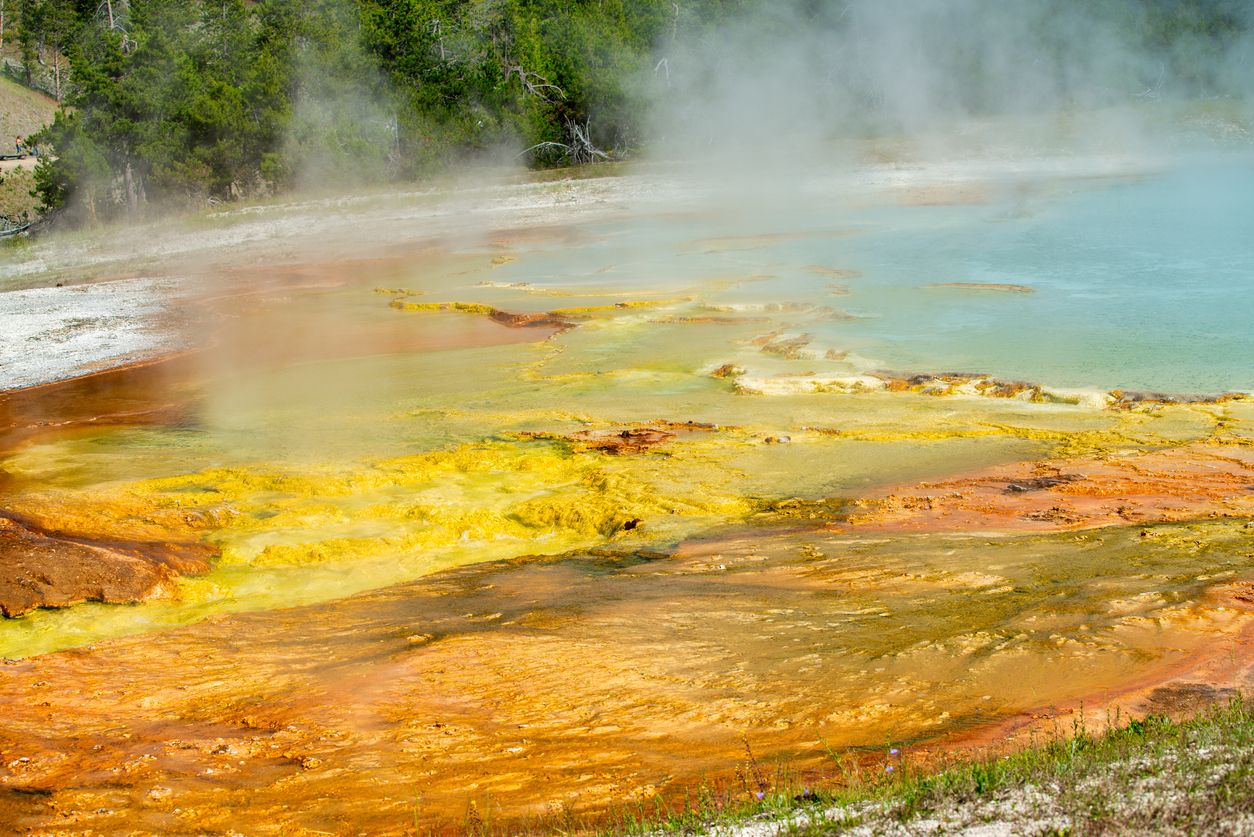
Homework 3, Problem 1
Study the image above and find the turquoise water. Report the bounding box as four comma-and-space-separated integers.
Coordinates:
495, 155, 1254, 394
830, 158, 1254, 392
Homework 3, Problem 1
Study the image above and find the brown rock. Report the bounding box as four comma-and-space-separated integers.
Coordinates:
487, 310, 573, 330
1019, 506, 1086, 525
569, 427, 676, 454
0, 515, 215, 618
759, 333, 814, 359
514, 420, 719, 455
1109, 390, 1246, 408
1003, 474, 1085, 494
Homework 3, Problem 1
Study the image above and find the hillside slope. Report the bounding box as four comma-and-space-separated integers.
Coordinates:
0, 75, 57, 151
0, 76, 57, 220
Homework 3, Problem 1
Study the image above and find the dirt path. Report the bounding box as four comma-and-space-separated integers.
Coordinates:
0, 157, 36, 173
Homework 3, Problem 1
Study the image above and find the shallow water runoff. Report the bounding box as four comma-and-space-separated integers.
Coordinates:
2, 154, 1254, 830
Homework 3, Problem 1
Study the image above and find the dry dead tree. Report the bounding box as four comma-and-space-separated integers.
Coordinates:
564, 119, 610, 164
505, 65, 566, 103
98, 0, 135, 53
516, 120, 610, 165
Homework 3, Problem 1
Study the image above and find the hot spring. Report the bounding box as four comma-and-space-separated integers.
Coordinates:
1, 154, 1252, 830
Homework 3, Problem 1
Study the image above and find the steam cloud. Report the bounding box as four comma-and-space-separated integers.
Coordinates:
649, 0, 1254, 165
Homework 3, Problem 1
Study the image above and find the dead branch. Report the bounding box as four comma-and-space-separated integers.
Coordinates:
98, 0, 135, 52
564, 119, 610, 164
516, 141, 571, 162
505, 65, 566, 103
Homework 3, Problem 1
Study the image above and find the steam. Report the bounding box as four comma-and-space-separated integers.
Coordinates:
649, 0, 1254, 168
284, 2, 399, 192
281, 0, 530, 203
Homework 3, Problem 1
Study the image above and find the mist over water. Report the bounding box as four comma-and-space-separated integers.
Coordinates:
616, 0, 1254, 394
650, 0, 1254, 168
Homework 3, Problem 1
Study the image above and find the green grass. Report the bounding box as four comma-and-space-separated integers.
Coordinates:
782, 695, 1254, 835
414, 696, 1254, 835
0, 73, 57, 224
0, 166, 38, 220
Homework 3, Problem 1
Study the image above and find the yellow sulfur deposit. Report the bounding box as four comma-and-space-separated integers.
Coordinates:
546, 298, 691, 316
4, 229, 1252, 670
8, 441, 753, 580
388, 300, 497, 314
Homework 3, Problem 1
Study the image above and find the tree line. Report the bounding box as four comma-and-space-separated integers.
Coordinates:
3, 0, 1249, 224
6, 0, 749, 223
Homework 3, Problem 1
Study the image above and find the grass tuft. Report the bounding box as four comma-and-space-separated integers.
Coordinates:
410, 695, 1254, 835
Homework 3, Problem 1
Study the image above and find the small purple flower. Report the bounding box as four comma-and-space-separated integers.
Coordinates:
890, 748, 900, 756
755, 791, 766, 800
885, 765, 894, 773
802, 788, 811, 798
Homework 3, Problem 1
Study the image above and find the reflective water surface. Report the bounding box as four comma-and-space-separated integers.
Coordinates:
1, 160, 1253, 831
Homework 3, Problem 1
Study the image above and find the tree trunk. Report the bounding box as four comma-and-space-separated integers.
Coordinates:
124, 162, 140, 214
